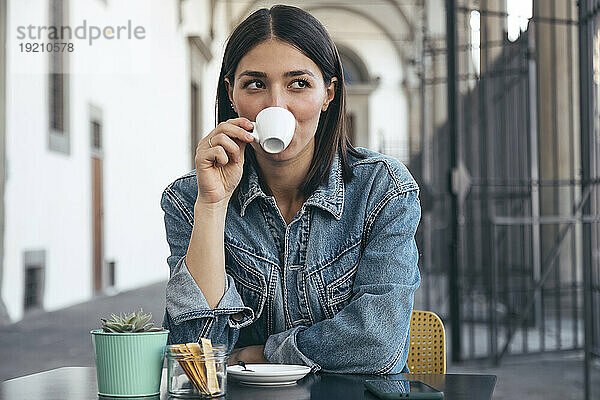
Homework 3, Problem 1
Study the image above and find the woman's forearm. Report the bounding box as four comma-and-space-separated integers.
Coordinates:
185, 201, 228, 309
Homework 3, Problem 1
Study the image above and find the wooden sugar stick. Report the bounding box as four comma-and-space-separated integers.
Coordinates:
185, 343, 209, 393
172, 345, 204, 392
201, 338, 220, 394
175, 344, 206, 393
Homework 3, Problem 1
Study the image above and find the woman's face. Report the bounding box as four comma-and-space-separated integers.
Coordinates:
225, 39, 336, 162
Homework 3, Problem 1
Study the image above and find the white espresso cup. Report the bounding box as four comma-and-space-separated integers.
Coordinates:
248, 107, 296, 154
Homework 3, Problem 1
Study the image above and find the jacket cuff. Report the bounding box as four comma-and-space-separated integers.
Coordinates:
166, 256, 254, 328
264, 326, 321, 372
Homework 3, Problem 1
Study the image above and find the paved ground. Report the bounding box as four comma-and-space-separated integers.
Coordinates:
0, 281, 166, 382
1, 281, 598, 399
451, 352, 599, 400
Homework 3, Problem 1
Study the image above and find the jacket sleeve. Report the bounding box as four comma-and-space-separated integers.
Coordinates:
160, 187, 254, 352
263, 188, 421, 374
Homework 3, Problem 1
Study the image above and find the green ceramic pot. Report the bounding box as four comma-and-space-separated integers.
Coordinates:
91, 329, 169, 397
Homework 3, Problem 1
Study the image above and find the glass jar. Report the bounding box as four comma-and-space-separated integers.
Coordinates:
165, 343, 228, 398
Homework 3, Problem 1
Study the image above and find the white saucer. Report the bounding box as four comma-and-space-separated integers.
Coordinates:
227, 364, 311, 386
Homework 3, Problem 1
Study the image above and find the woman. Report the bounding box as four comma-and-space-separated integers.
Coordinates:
161, 4, 421, 374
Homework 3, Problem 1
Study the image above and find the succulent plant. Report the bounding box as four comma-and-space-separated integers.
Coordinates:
100, 309, 164, 333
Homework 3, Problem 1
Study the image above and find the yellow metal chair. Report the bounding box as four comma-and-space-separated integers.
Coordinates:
407, 310, 446, 374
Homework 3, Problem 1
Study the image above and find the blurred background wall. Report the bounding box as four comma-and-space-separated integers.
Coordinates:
3, 0, 193, 322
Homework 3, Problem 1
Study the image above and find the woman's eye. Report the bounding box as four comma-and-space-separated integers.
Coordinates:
244, 80, 264, 89
290, 79, 310, 89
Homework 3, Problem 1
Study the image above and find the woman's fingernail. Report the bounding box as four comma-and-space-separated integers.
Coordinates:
246, 134, 254, 141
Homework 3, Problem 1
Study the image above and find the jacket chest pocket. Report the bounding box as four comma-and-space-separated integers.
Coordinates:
225, 243, 269, 322
314, 239, 362, 317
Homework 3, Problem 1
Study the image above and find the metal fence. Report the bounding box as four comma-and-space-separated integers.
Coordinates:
406, 0, 599, 398
579, 1, 600, 398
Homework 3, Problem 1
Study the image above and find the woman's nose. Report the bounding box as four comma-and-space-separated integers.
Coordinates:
267, 89, 286, 109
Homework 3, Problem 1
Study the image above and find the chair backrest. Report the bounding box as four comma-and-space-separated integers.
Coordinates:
407, 310, 446, 374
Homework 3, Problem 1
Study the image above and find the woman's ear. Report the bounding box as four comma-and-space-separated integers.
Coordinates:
322, 77, 338, 112
224, 78, 236, 110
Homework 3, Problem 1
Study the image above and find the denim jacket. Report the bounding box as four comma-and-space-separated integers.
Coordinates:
160, 147, 421, 374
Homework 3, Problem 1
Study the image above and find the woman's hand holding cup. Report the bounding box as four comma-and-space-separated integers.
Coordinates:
195, 118, 255, 209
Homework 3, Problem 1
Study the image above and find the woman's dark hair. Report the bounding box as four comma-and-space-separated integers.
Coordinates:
216, 4, 366, 197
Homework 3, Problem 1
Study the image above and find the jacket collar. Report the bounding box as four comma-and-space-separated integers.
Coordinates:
237, 154, 345, 220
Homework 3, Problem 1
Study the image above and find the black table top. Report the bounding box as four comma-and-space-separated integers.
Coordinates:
0, 367, 496, 400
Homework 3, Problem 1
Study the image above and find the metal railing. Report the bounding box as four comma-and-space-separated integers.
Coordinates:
398, 1, 599, 398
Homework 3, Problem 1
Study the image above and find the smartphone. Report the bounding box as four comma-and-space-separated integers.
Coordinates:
364, 379, 444, 399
